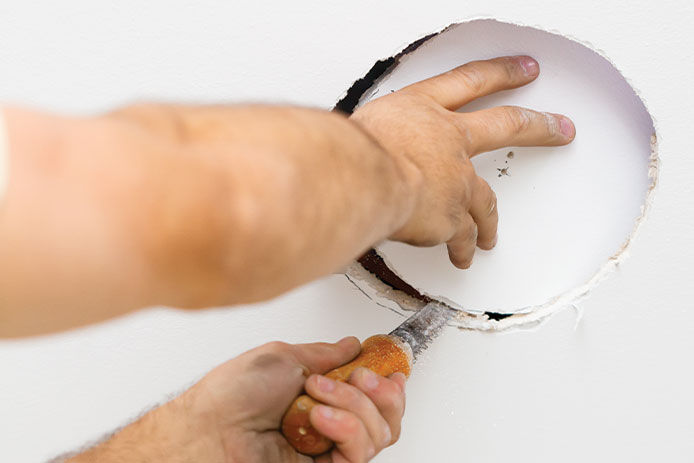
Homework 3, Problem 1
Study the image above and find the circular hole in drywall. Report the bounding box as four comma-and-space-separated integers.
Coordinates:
349, 19, 656, 315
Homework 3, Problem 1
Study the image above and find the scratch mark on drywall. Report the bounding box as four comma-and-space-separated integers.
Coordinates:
344, 273, 406, 317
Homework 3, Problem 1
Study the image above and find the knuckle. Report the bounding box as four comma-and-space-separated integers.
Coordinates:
408, 227, 454, 247
263, 340, 289, 351
381, 387, 404, 414
449, 250, 473, 269
501, 56, 520, 81
339, 411, 361, 434
485, 187, 498, 217
503, 106, 532, 134
247, 350, 304, 380
382, 376, 403, 395
395, 88, 426, 104
343, 382, 371, 411
259, 341, 292, 356
450, 65, 486, 94
466, 223, 479, 242
248, 353, 286, 372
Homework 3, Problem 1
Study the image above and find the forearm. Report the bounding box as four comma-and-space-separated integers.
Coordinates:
159, 105, 420, 305
0, 104, 419, 335
63, 395, 222, 463
0, 107, 160, 336
111, 104, 421, 307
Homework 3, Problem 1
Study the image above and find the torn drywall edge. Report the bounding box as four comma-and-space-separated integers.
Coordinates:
344, 262, 423, 314
340, 18, 661, 332
334, 32, 439, 114
353, 132, 659, 332
451, 132, 659, 331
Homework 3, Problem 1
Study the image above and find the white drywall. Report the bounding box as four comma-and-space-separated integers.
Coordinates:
0, 1, 692, 462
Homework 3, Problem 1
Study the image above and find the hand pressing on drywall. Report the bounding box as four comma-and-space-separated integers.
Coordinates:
65, 337, 406, 463
351, 55, 576, 269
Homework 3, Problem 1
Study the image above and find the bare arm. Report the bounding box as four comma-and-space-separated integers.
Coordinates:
0, 104, 419, 336
0, 56, 574, 337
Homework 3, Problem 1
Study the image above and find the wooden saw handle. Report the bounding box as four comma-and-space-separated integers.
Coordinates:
281, 334, 413, 456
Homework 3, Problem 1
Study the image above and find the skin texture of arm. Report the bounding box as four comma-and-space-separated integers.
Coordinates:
0, 55, 575, 337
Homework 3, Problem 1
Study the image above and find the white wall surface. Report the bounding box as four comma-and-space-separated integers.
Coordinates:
0, 1, 692, 462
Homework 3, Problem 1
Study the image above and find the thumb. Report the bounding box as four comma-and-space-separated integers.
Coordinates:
291, 336, 361, 375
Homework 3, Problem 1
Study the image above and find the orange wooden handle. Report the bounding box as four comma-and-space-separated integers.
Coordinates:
281, 334, 413, 456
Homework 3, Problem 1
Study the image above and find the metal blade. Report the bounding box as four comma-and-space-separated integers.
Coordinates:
389, 301, 456, 361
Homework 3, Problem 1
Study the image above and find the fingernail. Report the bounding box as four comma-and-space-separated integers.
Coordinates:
559, 117, 575, 139
316, 375, 336, 393
518, 56, 539, 76
491, 234, 498, 248
360, 368, 380, 390
367, 445, 376, 458
317, 405, 335, 419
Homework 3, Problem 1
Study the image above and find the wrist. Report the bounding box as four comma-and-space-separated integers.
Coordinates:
161, 389, 228, 463
388, 149, 423, 230
348, 116, 422, 235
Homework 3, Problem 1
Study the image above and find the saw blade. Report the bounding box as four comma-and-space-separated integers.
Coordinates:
389, 301, 457, 361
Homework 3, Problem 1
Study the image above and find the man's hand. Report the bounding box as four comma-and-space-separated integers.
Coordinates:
352, 55, 575, 268
68, 337, 406, 463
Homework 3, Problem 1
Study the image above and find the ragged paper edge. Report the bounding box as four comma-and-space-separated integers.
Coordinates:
343, 17, 661, 333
